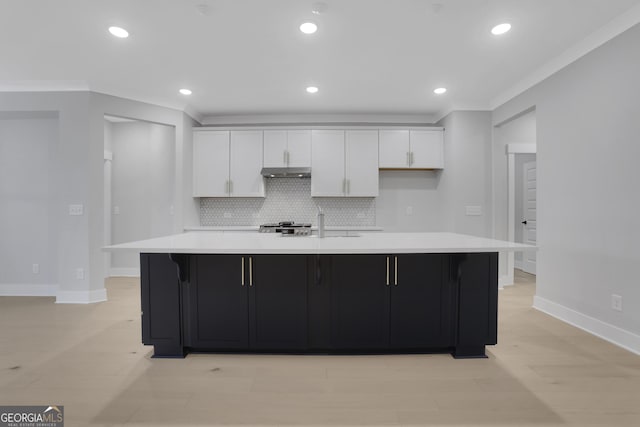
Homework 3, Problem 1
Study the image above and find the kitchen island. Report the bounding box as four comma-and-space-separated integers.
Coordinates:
105, 232, 534, 359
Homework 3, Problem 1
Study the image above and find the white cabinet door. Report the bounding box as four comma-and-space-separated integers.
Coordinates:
409, 130, 444, 169
193, 131, 229, 197
286, 130, 311, 167
345, 130, 379, 197
311, 130, 345, 197
230, 131, 265, 197
263, 130, 287, 167
379, 130, 410, 168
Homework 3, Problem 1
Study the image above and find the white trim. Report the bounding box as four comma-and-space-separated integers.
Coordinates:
0, 80, 89, 91
109, 267, 140, 277
56, 288, 107, 304
199, 113, 438, 126
506, 143, 536, 154
491, 4, 640, 109
0, 283, 57, 297
534, 296, 640, 356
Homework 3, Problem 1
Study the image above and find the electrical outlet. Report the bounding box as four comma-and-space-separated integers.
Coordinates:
611, 294, 623, 312
32, 263, 39, 274
465, 206, 482, 216
169, 205, 175, 216
76, 268, 85, 280
69, 204, 84, 216
406, 206, 413, 216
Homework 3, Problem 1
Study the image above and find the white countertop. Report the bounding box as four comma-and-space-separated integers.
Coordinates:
184, 226, 384, 232
104, 232, 536, 254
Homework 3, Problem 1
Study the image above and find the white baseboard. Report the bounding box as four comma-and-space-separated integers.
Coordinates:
56, 288, 107, 304
109, 267, 140, 277
499, 274, 513, 289
533, 296, 640, 356
0, 283, 57, 297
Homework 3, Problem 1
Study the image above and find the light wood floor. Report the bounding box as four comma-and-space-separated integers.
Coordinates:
1, 270, 640, 426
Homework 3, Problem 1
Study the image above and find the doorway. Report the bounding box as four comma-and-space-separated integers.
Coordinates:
515, 158, 537, 274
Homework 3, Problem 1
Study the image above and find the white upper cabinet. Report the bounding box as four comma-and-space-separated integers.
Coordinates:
410, 130, 444, 169
379, 129, 443, 169
311, 130, 345, 197
193, 130, 265, 197
263, 130, 311, 168
311, 130, 378, 197
230, 130, 265, 197
345, 130, 379, 197
193, 131, 230, 197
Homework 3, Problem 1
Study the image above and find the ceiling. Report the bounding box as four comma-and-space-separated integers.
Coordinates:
1, 0, 639, 122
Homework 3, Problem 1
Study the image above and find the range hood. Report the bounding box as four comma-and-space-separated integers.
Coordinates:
260, 167, 311, 178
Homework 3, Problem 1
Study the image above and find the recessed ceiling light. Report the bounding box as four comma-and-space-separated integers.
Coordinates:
300, 22, 318, 34
179, 88, 192, 95
491, 23, 511, 35
108, 26, 129, 38
306, 86, 319, 94
433, 87, 447, 95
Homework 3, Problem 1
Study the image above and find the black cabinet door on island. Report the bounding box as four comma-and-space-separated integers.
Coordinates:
187, 254, 309, 352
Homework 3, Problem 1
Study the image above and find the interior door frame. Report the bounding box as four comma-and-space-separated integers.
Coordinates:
504, 143, 536, 286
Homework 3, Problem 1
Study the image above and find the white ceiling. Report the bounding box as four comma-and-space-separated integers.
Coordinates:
1, 0, 639, 122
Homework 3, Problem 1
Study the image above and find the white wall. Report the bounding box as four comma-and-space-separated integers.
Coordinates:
0, 113, 58, 295
376, 171, 442, 232
0, 91, 196, 302
110, 121, 175, 273
493, 23, 640, 353
437, 111, 493, 237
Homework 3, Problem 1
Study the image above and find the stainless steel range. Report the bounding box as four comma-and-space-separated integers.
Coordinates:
259, 221, 312, 236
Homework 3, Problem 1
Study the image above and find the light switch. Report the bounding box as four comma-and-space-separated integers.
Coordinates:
76, 268, 85, 280
69, 204, 84, 216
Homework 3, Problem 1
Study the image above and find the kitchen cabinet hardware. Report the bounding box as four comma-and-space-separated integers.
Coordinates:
241, 257, 245, 286
386, 256, 390, 285
394, 256, 398, 285
249, 257, 253, 286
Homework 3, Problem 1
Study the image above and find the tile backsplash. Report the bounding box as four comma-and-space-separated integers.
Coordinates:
200, 178, 375, 226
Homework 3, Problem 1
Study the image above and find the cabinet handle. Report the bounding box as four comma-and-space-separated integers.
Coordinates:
225, 180, 229, 194
394, 256, 398, 286
286, 150, 290, 165
410, 152, 414, 166
347, 179, 350, 195
342, 178, 346, 194
249, 256, 253, 287
241, 257, 245, 286
386, 257, 390, 286
229, 180, 233, 194
283, 150, 287, 166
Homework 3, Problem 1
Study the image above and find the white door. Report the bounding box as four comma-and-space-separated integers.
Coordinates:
379, 130, 410, 168
345, 130, 379, 197
311, 130, 345, 197
410, 130, 444, 169
263, 130, 287, 167
193, 131, 229, 197
230, 130, 265, 197
286, 130, 312, 167
522, 161, 537, 274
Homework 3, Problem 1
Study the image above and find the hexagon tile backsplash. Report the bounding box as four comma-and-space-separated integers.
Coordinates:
200, 178, 375, 226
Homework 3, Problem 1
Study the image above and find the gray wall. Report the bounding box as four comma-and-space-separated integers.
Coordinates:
0, 114, 59, 294
0, 91, 196, 302
110, 121, 175, 271
493, 23, 640, 351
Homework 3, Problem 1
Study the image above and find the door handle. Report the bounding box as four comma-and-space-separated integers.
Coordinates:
386, 257, 390, 286
521, 220, 527, 225
241, 257, 245, 286
394, 256, 398, 285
